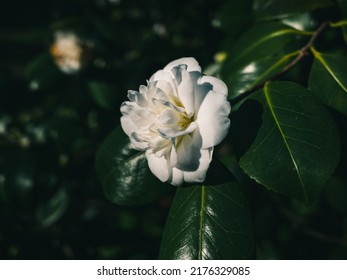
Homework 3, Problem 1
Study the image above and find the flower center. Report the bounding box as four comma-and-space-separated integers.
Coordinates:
177, 114, 191, 130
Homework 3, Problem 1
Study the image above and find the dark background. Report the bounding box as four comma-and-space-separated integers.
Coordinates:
1, 0, 346, 259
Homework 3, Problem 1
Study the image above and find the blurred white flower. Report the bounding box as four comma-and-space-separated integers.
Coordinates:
50, 32, 93, 74
120, 57, 231, 186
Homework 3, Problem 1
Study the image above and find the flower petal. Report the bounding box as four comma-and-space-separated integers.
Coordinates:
170, 168, 184, 186
163, 57, 201, 73
183, 148, 213, 183
127, 90, 148, 107
146, 150, 171, 182
172, 130, 202, 171
149, 70, 178, 97
198, 75, 228, 96
120, 116, 148, 150
196, 91, 231, 148
158, 121, 197, 139
120, 101, 154, 129
174, 67, 195, 116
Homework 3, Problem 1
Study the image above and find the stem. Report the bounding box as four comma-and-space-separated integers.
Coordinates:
230, 22, 328, 106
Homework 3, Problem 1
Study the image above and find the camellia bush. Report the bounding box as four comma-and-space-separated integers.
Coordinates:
96, 0, 347, 259
1, 0, 347, 260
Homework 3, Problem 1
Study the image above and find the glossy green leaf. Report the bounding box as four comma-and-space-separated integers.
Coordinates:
222, 23, 310, 99
280, 12, 319, 31
239, 81, 340, 204
95, 126, 170, 205
253, 0, 334, 21
159, 182, 254, 260
36, 187, 69, 227
226, 51, 298, 99
309, 49, 347, 116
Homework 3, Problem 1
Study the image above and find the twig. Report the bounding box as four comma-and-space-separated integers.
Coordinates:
230, 22, 328, 106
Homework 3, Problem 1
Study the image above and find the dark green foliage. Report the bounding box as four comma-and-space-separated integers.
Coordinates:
1, 0, 347, 260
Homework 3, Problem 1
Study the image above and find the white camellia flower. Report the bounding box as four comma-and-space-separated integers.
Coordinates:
120, 57, 231, 186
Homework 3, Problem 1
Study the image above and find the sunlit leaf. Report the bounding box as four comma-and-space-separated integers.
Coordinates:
239, 81, 340, 204
309, 49, 347, 116
226, 51, 298, 99
280, 12, 318, 31
159, 182, 254, 260
95, 126, 171, 205
222, 23, 311, 99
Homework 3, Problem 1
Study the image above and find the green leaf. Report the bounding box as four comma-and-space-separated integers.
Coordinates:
36, 187, 69, 227
159, 182, 254, 260
309, 49, 347, 116
87, 81, 120, 109
95, 126, 171, 205
253, 0, 334, 21
221, 23, 310, 99
226, 51, 299, 99
239, 81, 340, 204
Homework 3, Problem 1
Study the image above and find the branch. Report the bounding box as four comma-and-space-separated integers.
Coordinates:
230, 22, 327, 106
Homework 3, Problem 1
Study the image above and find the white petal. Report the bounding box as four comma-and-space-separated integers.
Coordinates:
146, 150, 171, 182
175, 67, 195, 116
120, 116, 148, 150
163, 57, 201, 73
155, 79, 176, 99
127, 90, 148, 107
158, 121, 197, 139
169, 148, 213, 185
192, 75, 228, 114
183, 148, 213, 183
120, 101, 154, 129
198, 75, 228, 96
158, 108, 181, 126
120, 115, 136, 137
196, 91, 231, 148
173, 130, 202, 171
170, 168, 184, 186
149, 70, 178, 97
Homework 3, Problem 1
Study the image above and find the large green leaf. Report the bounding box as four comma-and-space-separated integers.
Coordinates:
222, 23, 310, 99
308, 49, 347, 116
95, 126, 170, 205
239, 81, 340, 204
253, 0, 334, 20
159, 182, 254, 260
